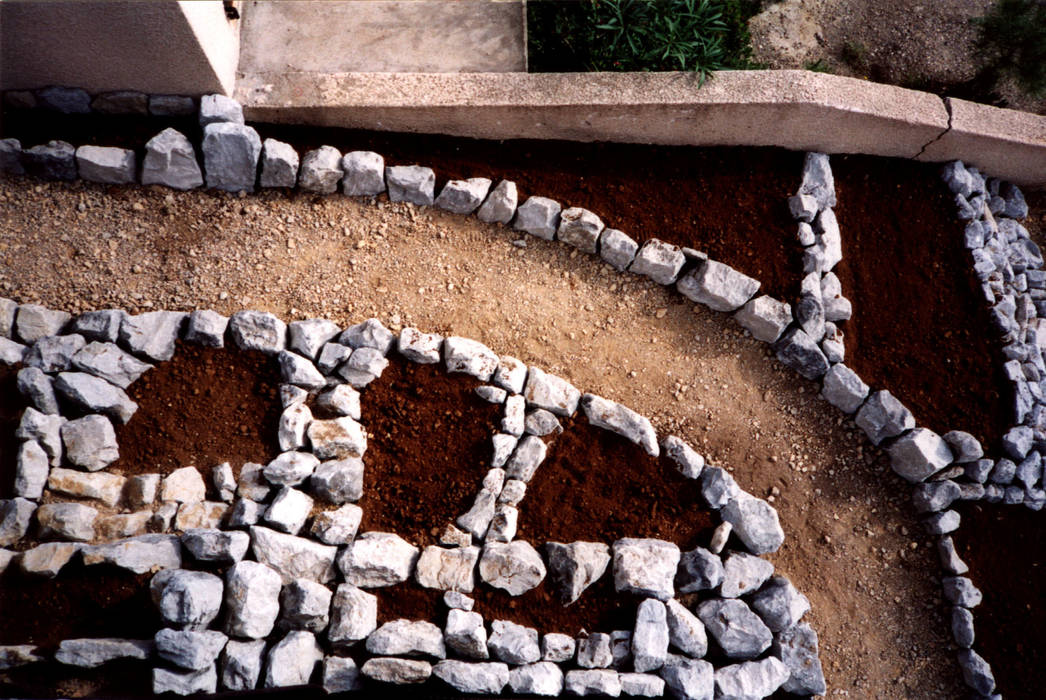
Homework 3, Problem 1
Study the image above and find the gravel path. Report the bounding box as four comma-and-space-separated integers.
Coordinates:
0, 176, 964, 697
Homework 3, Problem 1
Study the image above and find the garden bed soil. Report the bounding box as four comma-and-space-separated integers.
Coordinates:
952, 503, 1046, 700
108, 342, 282, 479
831, 154, 1011, 448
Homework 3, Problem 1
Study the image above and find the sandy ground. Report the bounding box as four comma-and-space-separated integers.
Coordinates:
0, 175, 967, 697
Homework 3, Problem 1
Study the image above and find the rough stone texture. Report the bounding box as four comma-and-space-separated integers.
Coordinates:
632, 599, 670, 673
260, 138, 299, 188
577, 633, 614, 669
541, 633, 576, 663
264, 631, 324, 688
524, 366, 580, 416
142, 128, 203, 190
612, 538, 680, 600
713, 657, 790, 700
444, 336, 499, 381
510, 662, 564, 696
264, 487, 314, 535
23, 140, 77, 180
308, 417, 367, 460
599, 228, 639, 271
14, 440, 48, 500
184, 310, 228, 348
224, 560, 282, 639
46, 468, 123, 508
251, 526, 338, 584
310, 503, 363, 545
415, 545, 480, 593
18, 408, 65, 466
445, 609, 488, 659
504, 435, 547, 483
81, 534, 182, 573
772, 621, 826, 695
341, 151, 386, 196
1003, 425, 1035, 460
618, 673, 665, 697
199, 94, 244, 126
299, 146, 343, 194
663, 599, 708, 659
55, 371, 137, 423
338, 531, 419, 587
582, 394, 659, 456
278, 349, 326, 390
275, 578, 332, 633
202, 122, 262, 193
477, 179, 518, 224
0, 644, 43, 671
36, 502, 97, 541
174, 501, 228, 531
436, 177, 492, 215
229, 310, 287, 354
322, 655, 363, 694
820, 363, 869, 414
161, 466, 206, 504
629, 239, 686, 285
310, 457, 365, 504
55, 638, 152, 668
75, 145, 136, 185
72, 341, 152, 389
557, 207, 604, 254
677, 260, 761, 312
701, 467, 739, 510
0, 337, 26, 366
457, 488, 498, 540
514, 196, 561, 240
696, 598, 772, 660
222, 639, 266, 691
660, 659, 716, 700
57, 415, 118, 473
20, 541, 79, 577
951, 606, 975, 648
25, 333, 85, 373
0, 498, 35, 547
957, 649, 996, 696
545, 541, 611, 604
676, 546, 724, 594
328, 584, 378, 648
367, 619, 446, 659
887, 428, 954, 482
156, 629, 228, 671
153, 665, 218, 696
855, 390, 915, 445
733, 295, 793, 343
478, 540, 547, 595
0, 139, 25, 176
773, 326, 830, 380
564, 669, 623, 697
361, 657, 432, 684
750, 576, 810, 633
386, 165, 436, 206
796, 271, 826, 341
432, 660, 509, 694
488, 620, 540, 665
720, 493, 785, 555
264, 451, 320, 487
720, 551, 775, 598
17, 366, 60, 415
14, 305, 69, 345
181, 529, 249, 564
286, 319, 340, 361
343, 319, 395, 352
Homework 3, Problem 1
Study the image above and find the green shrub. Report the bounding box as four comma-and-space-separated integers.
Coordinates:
527, 0, 763, 82
973, 0, 1046, 97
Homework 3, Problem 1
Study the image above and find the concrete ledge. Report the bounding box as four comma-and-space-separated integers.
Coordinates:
238, 70, 1046, 187
918, 97, 1046, 186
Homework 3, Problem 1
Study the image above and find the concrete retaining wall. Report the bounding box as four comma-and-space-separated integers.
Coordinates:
236, 70, 1046, 187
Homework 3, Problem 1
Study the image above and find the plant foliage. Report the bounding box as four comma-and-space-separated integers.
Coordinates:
973, 0, 1046, 97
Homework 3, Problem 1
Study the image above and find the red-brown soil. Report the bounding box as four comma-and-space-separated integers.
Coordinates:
831, 155, 1011, 449
0, 364, 23, 499
108, 342, 282, 478
952, 503, 1046, 700
357, 357, 502, 546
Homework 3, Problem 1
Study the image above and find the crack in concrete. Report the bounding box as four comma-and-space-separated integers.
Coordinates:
914, 97, 954, 160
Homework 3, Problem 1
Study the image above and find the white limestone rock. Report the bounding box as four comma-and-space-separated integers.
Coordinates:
221, 639, 266, 691
224, 560, 282, 639
71, 341, 152, 389
720, 493, 785, 555
714, 657, 790, 699
514, 196, 561, 240
142, 128, 203, 190
557, 207, 604, 254
264, 487, 314, 535
578, 633, 614, 668
308, 417, 367, 460
434, 660, 509, 694
120, 310, 184, 362
436, 178, 492, 215
361, 657, 432, 684
36, 502, 97, 541
57, 413, 118, 472
340, 317, 396, 354
0, 497, 35, 546
665, 599, 708, 658
612, 538, 680, 600
478, 540, 547, 595
719, 551, 775, 598
545, 541, 611, 604
153, 665, 218, 695
415, 545, 480, 592
184, 309, 228, 348
156, 629, 228, 671
263, 630, 324, 688
820, 363, 869, 414
278, 350, 325, 391
661, 436, 705, 479
696, 598, 772, 660
564, 669, 622, 697
250, 526, 337, 583
70, 309, 125, 343
322, 656, 363, 694
76, 145, 136, 184
279, 578, 333, 632
749, 575, 810, 632
20, 541, 80, 577
229, 310, 286, 354
619, 673, 665, 697
444, 336, 499, 381
54, 372, 137, 424
505, 435, 547, 482
328, 584, 378, 648
445, 609, 489, 659
181, 528, 249, 563
493, 356, 528, 394
734, 295, 793, 343
341, 151, 385, 196
887, 428, 954, 482
600, 228, 640, 271
582, 393, 659, 456
162, 466, 207, 504
629, 239, 686, 285
524, 366, 580, 416
310, 503, 363, 545
477, 179, 518, 224
368, 619, 446, 659
17, 366, 60, 414
175, 500, 228, 530
315, 384, 362, 419
387, 165, 436, 206
488, 620, 540, 665
202, 122, 262, 193
81, 534, 182, 573
677, 260, 760, 312
25, 333, 85, 373
339, 531, 419, 587
264, 451, 320, 487
299, 146, 343, 194
542, 633, 576, 663
398, 327, 443, 363
15, 440, 49, 499
510, 662, 564, 696
55, 638, 152, 668
259, 138, 299, 188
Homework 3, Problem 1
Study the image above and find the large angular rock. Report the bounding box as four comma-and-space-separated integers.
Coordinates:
749, 576, 810, 632
386, 165, 436, 205
942, 430, 984, 463
632, 599, 669, 672
524, 366, 580, 416
457, 487, 498, 540
397, 327, 443, 364
25, 333, 85, 373
477, 179, 518, 224
264, 451, 320, 487
184, 310, 228, 348
222, 639, 266, 691
514, 196, 561, 239
43, 463, 118, 505
322, 655, 363, 694
308, 417, 367, 460
81, 534, 182, 573
361, 657, 432, 684
162, 466, 206, 503
75, 146, 135, 185
181, 528, 249, 563
676, 546, 724, 593
444, 336, 499, 381
505, 435, 547, 482
72, 341, 151, 388
719, 551, 774, 598
557, 207, 604, 254
488, 620, 540, 664
339, 531, 419, 587
541, 633, 575, 663
795, 271, 826, 342
15, 440, 49, 499
55, 372, 137, 424
298, 146, 342, 193
315, 384, 361, 419
415, 545, 480, 593
943, 576, 982, 607
202, 122, 262, 192
773, 326, 830, 380
15, 304, 71, 344
951, 606, 975, 648
36, 502, 97, 541
629, 239, 686, 285
677, 260, 760, 312
55, 638, 152, 668
855, 390, 915, 445
957, 649, 996, 696
259, 138, 299, 188
229, 310, 286, 354
277, 403, 311, 451
578, 633, 613, 669
288, 318, 341, 360
264, 631, 324, 688
340, 317, 395, 354
224, 560, 282, 638
619, 673, 665, 698
696, 598, 772, 659
310, 457, 364, 504
59, 415, 119, 472
887, 428, 954, 482
264, 487, 314, 535
0, 498, 35, 547
582, 394, 659, 456
142, 128, 203, 190
367, 620, 446, 659
820, 363, 869, 414
279, 578, 333, 632
19, 541, 79, 577
153, 665, 218, 695
17, 366, 60, 415
341, 151, 385, 196
23, 140, 77, 180
479, 540, 547, 595
613, 538, 680, 600
446, 609, 489, 659
278, 350, 325, 390
328, 584, 378, 648
433, 660, 509, 694
545, 541, 611, 604
664, 599, 707, 658
565, 669, 623, 697
436, 178, 492, 215
156, 629, 228, 671
310, 503, 362, 545
510, 662, 564, 696
251, 526, 337, 584
720, 493, 785, 555
733, 295, 792, 343
599, 228, 639, 271
800, 152, 836, 208
714, 657, 789, 699
771, 622, 826, 695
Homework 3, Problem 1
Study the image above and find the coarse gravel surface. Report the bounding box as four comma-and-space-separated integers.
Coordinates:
0, 175, 966, 698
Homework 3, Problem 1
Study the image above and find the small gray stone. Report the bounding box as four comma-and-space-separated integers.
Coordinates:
322, 655, 363, 694
659, 659, 713, 700
142, 128, 203, 190
181, 528, 249, 564
433, 660, 508, 694
696, 598, 772, 660
315, 384, 362, 420
1003, 425, 1035, 460
772, 621, 826, 695
502, 394, 525, 436
338, 345, 389, 387
505, 435, 547, 482
224, 560, 282, 638
773, 326, 830, 380
887, 428, 954, 482
55, 638, 152, 668
368, 619, 446, 659
81, 533, 182, 573
75, 145, 136, 185
709, 522, 733, 555
71, 341, 151, 389
91, 90, 148, 114
476, 385, 507, 403
489, 620, 540, 665
150, 568, 224, 629
361, 657, 432, 684
820, 363, 869, 414
493, 355, 528, 394
0, 337, 26, 365
184, 310, 228, 348
227, 498, 264, 529
578, 633, 614, 668
36, 502, 96, 541
0, 498, 35, 547
660, 436, 705, 479
17, 407, 64, 465
565, 669, 623, 697
632, 599, 669, 672
17, 367, 60, 414
937, 535, 969, 575
397, 327, 443, 364
524, 366, 580, 416
445, 608, 488, 659
924, 509, 960, 535
951, 606, 975, 648
479, 540, 547, 595
788, 193, 819, 222
444, 336, 499, 381
750, 575, 810, 632
676, 546, 724, 593
339, 531, 419, 587
719, 551, 774, 598
799, 152, 835, 208
260, 138, 299, 188
436, 178, 492, 215
250, 526, 338, 584
16, 304, 71, 344
720, 493, 784, 555
278, 578, 333, 632
629, 239, 686, 285
309, 503, 362, 545
161, 466, 206, 503
796, 271, 826, 341
25, 334, 85, 373
341, 151, 386, 196
545, 541, 611, 604
913, 480, 961, 513
153, 665, 217, 695
0, 138, 25, 176
386, 165, 436, 206
557, 207, 604, 254
308, 417, 367, 460
677, 260, 760, 312
239, 461, 273, 499
23, 140, 77, 180
212, 462, 236, 502
514, 196, 561, 240
541, 633, 576, 663
733, 295, 793, 343
664, 599, 707, 658
263, 630, 323, 688
457, 488, 498, 540
203, 122, 262, 193
120, 311, 184, 362
156, 629, 228, 671
15, 441, 49, 499
19, 541, 79, 577
582, 394, 659, 456
599, 228, 639, 270
943, 576, 982, 607
610, 631, 633, 669
222, 639, 266, 691
612, 538, 680, 600
957, 648, 995, 696
713, 657, 789, 700
310, 457, 364, 504
199, 94, 244, 126
855, 390, 915, 445
277, 350, 325, 391
444, 591, 475, 610
700, 466, 739, 509
510, 662, 564, 696
60, 414, 119, 470
288, 318, 340, 360
477, 179, 518, 223
340, 317, 395, 354
415, 545, 480, 593
229, 310, 286, 354
990, 458, 1016, 485
328, 584, 378, 648
299, 146, 343, 194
